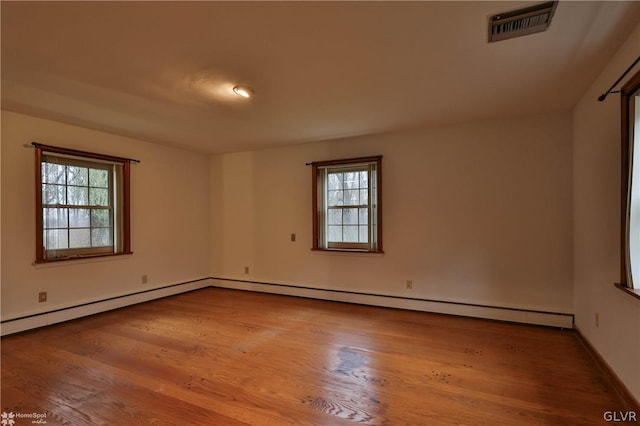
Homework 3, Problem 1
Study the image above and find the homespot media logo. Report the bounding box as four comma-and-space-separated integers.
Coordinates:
1, 412, 47, 425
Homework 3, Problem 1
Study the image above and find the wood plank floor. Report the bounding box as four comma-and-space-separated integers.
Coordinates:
0, 288, 632, 425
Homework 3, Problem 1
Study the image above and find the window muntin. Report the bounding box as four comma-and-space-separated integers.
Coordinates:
35, 144, 132, 263
312, 156, 382, 252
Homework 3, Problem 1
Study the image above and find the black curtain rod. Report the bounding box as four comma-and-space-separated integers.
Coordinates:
27, 142, 140, 163
598, 55, 640, 102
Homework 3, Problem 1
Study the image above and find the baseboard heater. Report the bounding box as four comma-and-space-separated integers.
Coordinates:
0, 278, 211, 336
1, 277, 574, 336
210, 277, 574, 329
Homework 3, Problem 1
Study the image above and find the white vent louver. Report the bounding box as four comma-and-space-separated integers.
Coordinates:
488, 1, 558, 43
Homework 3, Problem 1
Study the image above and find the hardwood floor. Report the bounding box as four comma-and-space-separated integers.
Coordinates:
0, 288, 633, 425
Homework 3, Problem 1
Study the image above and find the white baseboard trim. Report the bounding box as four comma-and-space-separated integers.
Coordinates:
0, 278, 211, 336
210, 278, 574, 328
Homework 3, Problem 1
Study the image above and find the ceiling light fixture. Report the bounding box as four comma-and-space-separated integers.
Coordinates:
233, 85, 253, 98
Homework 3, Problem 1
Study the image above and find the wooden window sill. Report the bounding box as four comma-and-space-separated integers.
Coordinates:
614, 283, 640, 301
311, 248, 384, 254
34, 252, 133, 266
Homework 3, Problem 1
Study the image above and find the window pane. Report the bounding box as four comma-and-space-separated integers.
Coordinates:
67, 186, 89, 205
359, 225, 369, 243
360, 189, 368, 205
328, 190, 343, 206
43, 208, 68, 228
359, 208, 368, 225
344, 208, 358, 225
67, 166, 88, 186
344, 172, 359, 189
89, 168, 109, 188
89, 188, 109, 206
344, 190, 360, 206
343, 226, 358, 242
360, 171, 368, 186
328, 209, 342, 225
328, 226, 343, 242
42, 163, 66, 184
328, 173, 343, 191
92, 228, 112, 247
42, 184, 66, 205
69, 209, 90, 228
45, 229, 68, 249
91, 209, 111, 227
69, 228, 90, 248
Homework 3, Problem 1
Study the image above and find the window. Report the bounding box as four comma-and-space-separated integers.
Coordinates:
311, 156, 382, 252
34, 143, 132, 262
622, 70, 640, 291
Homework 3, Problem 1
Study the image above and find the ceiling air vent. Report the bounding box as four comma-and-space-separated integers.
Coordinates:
488, 1, 558, 43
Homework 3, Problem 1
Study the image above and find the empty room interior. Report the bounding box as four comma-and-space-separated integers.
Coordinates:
1, 1, 640, 425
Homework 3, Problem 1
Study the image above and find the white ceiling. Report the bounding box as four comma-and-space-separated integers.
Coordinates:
2, 1, 639, 154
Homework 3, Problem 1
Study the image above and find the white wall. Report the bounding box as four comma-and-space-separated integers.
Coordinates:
573, 21, 640, 401
210, 112, 574, 316
1, 111, 211, 321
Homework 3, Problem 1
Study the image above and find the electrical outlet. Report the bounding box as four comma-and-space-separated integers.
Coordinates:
291, 233, 296, 242
38, 291, 47, 303
595, 313, 599, 327
142, 274, 148, 284
406, 280, 413, 289
244, 266, 250, 275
